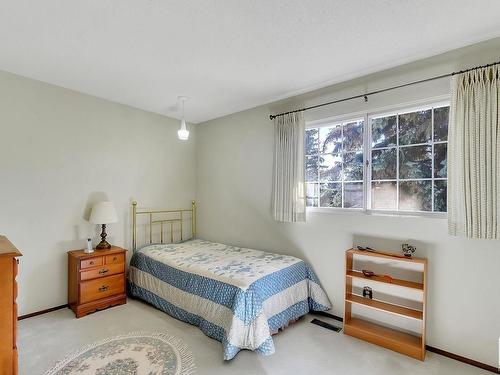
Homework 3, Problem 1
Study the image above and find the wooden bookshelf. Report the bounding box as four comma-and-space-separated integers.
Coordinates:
344, 248, 427, 360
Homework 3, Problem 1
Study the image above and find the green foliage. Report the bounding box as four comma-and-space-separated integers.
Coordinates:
305, 106, 449, 212
399, 145, 432, 179
399, 109, 431, 145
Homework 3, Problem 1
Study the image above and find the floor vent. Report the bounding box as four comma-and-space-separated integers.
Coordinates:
311, 318, 342, 333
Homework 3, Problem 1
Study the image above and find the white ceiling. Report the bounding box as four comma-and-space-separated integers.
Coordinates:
1, 1, 500, 123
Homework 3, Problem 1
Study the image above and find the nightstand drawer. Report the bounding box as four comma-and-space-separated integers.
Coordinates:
80, 274, 124, 304
105, 253, 124, 265
80, 262, 125, 281
80, 257, 103, 269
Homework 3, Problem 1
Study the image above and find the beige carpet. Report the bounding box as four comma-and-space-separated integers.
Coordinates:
18, 299, 489, 375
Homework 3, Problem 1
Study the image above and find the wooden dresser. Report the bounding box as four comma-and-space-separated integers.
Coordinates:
0, 236, 22, 375
68, 247, 127, 318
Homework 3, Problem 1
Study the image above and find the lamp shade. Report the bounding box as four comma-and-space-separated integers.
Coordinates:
89, 201, 118, 224
177, 119, 189, 140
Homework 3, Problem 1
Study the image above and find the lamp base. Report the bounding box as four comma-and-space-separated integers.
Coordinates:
96, 224, 112, 250
96, 240, 112, 250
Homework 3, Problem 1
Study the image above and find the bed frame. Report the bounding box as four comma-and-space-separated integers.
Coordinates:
131, 200, 196, 252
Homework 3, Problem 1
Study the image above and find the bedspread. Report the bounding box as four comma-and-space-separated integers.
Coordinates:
128, 239, 331, 360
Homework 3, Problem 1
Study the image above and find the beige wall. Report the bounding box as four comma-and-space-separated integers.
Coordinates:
0, 70, 196, 316
196, 38, 500, 366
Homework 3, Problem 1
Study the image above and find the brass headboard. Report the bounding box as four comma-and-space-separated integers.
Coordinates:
132, 200, 196, 252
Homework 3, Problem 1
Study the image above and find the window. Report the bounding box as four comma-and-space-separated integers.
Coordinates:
305, 101, 449, 214
369, 105, 448, 213
305, 119, 364, 208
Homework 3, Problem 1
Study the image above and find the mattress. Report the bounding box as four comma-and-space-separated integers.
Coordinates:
128, 239, 331, 360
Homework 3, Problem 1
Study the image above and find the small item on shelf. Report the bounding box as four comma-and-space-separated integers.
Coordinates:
356, 245, 374, 251
362, 286, 373, 299
85, 238, 93, 254
357, 246, 408, 259
361, 269, 393, 283
402, 243, 416, 258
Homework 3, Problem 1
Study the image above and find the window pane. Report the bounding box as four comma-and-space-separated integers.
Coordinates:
319, 154, 342, 181
344, 120, 364, 151
306, 183, 318, 207
399, 180, 432, 211
307, 197, 318, 207
305, 155, 318, 182
320, 125, 342, 154
305, 128, 319, 155
399, 110, 431, 145
371, 181, 397, 210
371, 148, 397, 180
344, 151, 363, 181
434, 143, 447, 178
306, 182, 318, 197
434, 106, 449, 142
371, 115, 397, 148
320, 183, 342, 208
434, 180, 447, 212
399, 145, 432, 179
344, 182, 363, 208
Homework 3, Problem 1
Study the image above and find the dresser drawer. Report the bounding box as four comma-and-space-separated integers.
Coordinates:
80, 262, 125, 281
80, 274, 124, 304
80, 256, 103, 269
105, 253, 124, 265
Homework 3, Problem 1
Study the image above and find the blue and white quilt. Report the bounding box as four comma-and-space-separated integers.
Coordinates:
128, 239, 331, 360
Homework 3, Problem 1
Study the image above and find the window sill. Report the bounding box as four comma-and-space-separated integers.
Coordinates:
306, 207, 447, 219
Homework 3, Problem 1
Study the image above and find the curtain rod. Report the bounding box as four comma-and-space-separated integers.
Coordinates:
269, 60, 500, 120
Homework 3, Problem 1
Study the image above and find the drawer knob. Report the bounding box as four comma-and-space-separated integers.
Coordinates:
90, 261, 94, 265
113, 257, 117, 261
99, 268, 109, 275
98, 285, 109, 292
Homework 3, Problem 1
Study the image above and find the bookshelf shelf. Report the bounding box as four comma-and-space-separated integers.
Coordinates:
344, 318, 423, 360
346, 270, 424, 291
346, 293, 423, 320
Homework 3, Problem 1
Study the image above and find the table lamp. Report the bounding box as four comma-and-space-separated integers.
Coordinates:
89, 201, 118, 250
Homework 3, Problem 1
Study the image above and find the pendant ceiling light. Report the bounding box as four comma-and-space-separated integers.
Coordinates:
177, 96, 189, 141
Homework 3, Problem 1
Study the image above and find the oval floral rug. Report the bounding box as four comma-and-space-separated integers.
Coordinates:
44, 332, 196, 375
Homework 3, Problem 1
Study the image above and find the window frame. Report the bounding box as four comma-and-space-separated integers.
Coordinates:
305, 114, 366, 210
305, 97, 449, 218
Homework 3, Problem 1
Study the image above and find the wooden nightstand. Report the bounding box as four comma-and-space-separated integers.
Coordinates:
68, 246, 127, 318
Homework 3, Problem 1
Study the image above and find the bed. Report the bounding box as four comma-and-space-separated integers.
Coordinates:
127, 201, 331, 360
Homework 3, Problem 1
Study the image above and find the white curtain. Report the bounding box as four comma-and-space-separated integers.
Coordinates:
272, 112, 306, 222
448, 65, 500, 239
